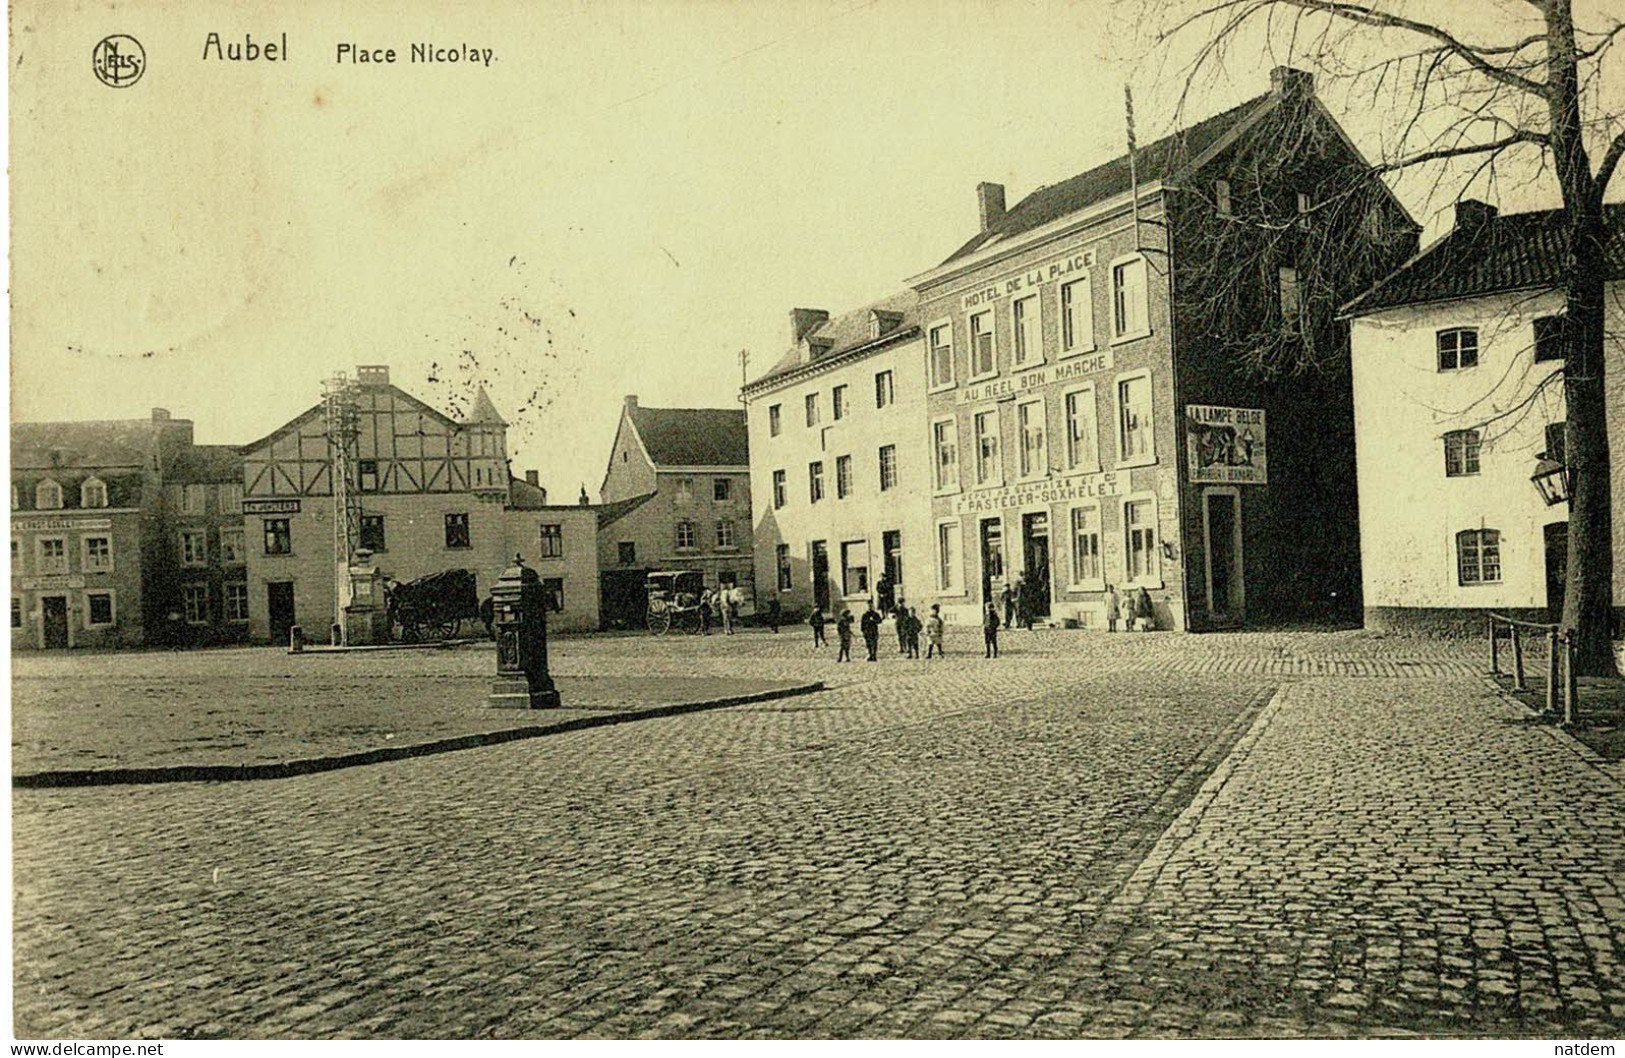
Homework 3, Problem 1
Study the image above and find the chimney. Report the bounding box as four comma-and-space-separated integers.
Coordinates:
977, 182, 1006, 232
1454, 198, 1498, 234
525, 469, 539, 486
356, 365, 390, 386
789, 308, 829, 345
624, 394, 638, 409
578, 485, 590, 506
1269, 66, 1313, 101
151, 408, 171, 421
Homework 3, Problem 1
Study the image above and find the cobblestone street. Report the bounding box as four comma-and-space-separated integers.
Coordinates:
12, 630, 1621, 1038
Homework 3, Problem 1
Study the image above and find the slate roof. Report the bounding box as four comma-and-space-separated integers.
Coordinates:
941, 92, 1270, 265
1343, 203, 1625, 316
596, 491, 658, 528
748, 290, 920, 390
627, 405, 749, 468
11, 420, 157, 470
167, 444, 243, 482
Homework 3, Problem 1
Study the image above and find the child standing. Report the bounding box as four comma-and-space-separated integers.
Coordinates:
906, 607, 922, 658
925, 604, 946, 659
809, 607, 827, 646
1105, 584, 1121, 633
836, 609, 854, 662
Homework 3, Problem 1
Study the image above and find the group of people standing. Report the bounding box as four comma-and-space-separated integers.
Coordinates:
809, 600, 947, 661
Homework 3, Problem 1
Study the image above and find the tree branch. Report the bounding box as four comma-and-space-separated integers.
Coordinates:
1595, 129, 1625, 193
1372, 130, 1547, 173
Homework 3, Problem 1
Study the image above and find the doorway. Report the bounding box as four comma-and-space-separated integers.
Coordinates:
1203, 488, 1244, 623
1021, 512, 1052, 619
980, 517, 1004, 605
1544, 521, 1568, 624
881, 529, 902, 610
267, 581, 296, 643
40, 595, 69, 649
810, 541, 830, 613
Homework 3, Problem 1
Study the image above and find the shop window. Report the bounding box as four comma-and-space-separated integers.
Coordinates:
1443, 429, 1481, 477
539, 523, 563, 558
263, 518, 291, 555
86, 592, 114, 628
1437, 328, 1479, 371
1457, 529, 1502, 585
444, 513, 471, 549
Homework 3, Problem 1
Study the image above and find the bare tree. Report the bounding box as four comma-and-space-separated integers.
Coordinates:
1135, 0, 1622, 675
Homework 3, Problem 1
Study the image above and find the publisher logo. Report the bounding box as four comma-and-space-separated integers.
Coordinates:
92, 34, 145, 88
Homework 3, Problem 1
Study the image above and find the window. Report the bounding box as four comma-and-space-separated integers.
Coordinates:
969, 311, 996, 377
263, 518, 291, 555
974, 409, 1001, 486
777, 544, 792, 591
1544, 421, 1566, 464
937, 520, 963, 593
1070, 506, 1103, 587
181, 531, 208, 567
37, 537, 67, 574
933, 419, 959, 492
1279, 267, 1301, 331
1112, 255, 1150, 340
35, 480, 62, 510
1124, 498, 1160, 586
706, 478, 729, 503
1060, 277, 1093, 354
211, 528, 242, 568
220, 483, 243, 514
1012, 294, 1041, 367
183, 583, 209, 625
182, 484, 207, 515
618, 541, 636, 566
82, 536, 112, 573
539, 523, 564, 558
832, 385, 848, 421
878, 445, 898, 491
875, 370, 894, 408
358, 460, 379, 492
929, 323, 954, 388
444, 513, 471, 549
836, 455, 853, 499
676, 477, 694, 504
1443, 429, 1482, 477
676, 520, 697, 549
1457, 529, 1502, 585
715, 520, 735, 548
542, 578, 564, 613
1117, 372, 1155, 465
1534, 315, 1565, 362
1437, 328, 1479, 371
11, 598, 21, 628
769, 404, 782, 436
1215, 179, 1232, 218
772, 469, 787, 509
359, 515, 386, 553
225, 583, 250, 622
1017, 400, 1046, 479
86, 592, 114, 628
809, 461, 825, 503
805, 393, 820, 428
841, 540, 870, 597
1063, 385, 1099, 472
79, 477, 108, 509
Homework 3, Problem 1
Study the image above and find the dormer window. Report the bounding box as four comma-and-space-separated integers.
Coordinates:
80, 477, 108, 509
35, 480, 63, 510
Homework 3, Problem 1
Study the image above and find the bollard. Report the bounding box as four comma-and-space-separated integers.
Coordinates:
1490, 617, 1500, 675
1564, 634, 1579, 728
1512, 626, 1527, 692
290, 625, 304, 653
1546, 629, 1560, 717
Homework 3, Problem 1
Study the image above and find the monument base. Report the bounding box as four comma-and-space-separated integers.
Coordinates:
488, 676, 561, 709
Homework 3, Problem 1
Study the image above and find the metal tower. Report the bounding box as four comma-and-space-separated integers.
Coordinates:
323, 372, 362, 634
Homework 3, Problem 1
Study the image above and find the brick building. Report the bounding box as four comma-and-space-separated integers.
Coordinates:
909, 68, 1417, 629
596, 397, 751, 627
160, 444, 250, 645
741, 294, 931, 620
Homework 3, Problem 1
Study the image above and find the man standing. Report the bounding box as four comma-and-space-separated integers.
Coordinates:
983, 601, 1000, 659
1001, 581, 1016, 629
860, 601, 883, 662
810, 606, 827, 646
767, 598, 781, 633
835, 609, 854, 662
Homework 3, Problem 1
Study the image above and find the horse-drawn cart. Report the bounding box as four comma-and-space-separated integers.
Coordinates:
645, 569, 706, 635
386, 568, 481, 642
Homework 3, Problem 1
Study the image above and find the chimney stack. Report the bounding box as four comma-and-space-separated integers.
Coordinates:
151, 408, 171, 422
977, 182, 1006, 232
525, 469, 539, 486
1454, 198, 1498, 234
789, 308, 829, 345
624, 394, 638, 409
1269, 66, 1313, 100
356, 365, 390, 386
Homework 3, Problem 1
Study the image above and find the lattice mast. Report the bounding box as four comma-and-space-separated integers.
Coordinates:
323, 373, 363, 630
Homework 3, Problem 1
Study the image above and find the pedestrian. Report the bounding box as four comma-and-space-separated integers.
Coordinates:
719, 587, 733, 635
983, 601, 1001, 658
925, 604, 946, 659
836, 609, 854, 662
1135, 586, 1155, 632
860, 600, 882, 662
895, 602, 910, 654
767, 598, 781, 633
904, 607, 921, 658
1001, 581, 1016, 629
1014, 575, 1032, 632
700, 589, 713, 636
1105, 584, 1121, 633
809, 606, 827, 646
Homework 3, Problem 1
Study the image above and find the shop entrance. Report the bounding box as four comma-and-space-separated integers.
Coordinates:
1021, 512, 1051, 619
810, 541, 830, 613
267, 581, 296, 644
1203, 488, 1244, 623
41, 596, 69, 649
979, 517, 1004, 605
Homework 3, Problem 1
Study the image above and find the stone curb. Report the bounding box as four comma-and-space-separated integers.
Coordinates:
1477, 674, 1623, 788
11, 681, 826, 790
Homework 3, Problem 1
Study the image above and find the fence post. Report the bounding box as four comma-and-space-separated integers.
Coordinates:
1512, 626, 1527, 692
1564, 634, 1579, 728
1546, 629, 1560, 716
1490, 616, 1500, 675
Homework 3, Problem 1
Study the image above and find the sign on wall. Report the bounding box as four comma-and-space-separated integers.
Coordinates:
952, 470, 1123, 516
958, 249, 1096, 312
244, 498, 302, 514
1185, 405, 1267, 485
954, 349, 1114, 405
12, 517, 113, 532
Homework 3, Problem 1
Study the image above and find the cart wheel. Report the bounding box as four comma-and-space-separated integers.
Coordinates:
647, 609, 671, 635
400, 622, 421, 644
438, 619, 460, 640
687, 609, 705, 635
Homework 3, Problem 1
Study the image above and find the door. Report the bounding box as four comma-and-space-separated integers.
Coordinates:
267, 581, 296, 643
810, 541, 830, 612
1544, 521, 1568, 624
1204, 489, 1244, 623
1021, 512, 1052, 619
980, 517, 1004, 605
41, 596, 69, 649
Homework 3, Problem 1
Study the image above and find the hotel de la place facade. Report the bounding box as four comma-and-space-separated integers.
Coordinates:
747, 68, 1421, 630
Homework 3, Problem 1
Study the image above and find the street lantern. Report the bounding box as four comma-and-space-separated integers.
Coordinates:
1531, 456, 1573, 507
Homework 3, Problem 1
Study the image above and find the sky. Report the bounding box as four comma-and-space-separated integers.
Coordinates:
10, 0, 1619, 499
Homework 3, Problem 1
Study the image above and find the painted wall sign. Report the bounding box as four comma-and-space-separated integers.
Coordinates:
12, 517, 113, 532
21, 575, 87, 590
1186, 405, 1268, 484
952, 471, 1123, 516
955, 350, 1114, 405
244, 498, 302, 514
959, 249, 1096, 312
